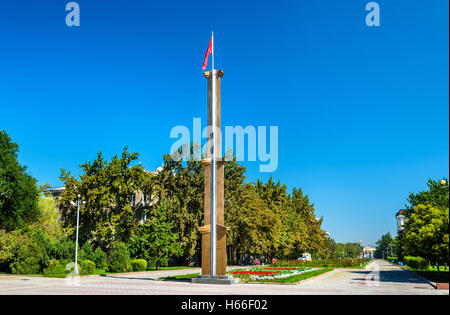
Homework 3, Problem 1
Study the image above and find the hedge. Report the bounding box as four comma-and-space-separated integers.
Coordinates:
131, 259, 147, 271
43, 259, 70, 278
80, 260, 96, 275
404, 256, 428, 270
108, 242, 131, 273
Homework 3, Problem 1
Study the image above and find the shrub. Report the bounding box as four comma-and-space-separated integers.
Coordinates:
29, 228, 53, 269
9, 233, 46, 275
93, 247, 107, 270
0, 230, 16, 272
52, 237, 75, 260
147, 257, 168, 270
404, 256, 428, 270
108, 242, 131, 273
80, 242, 94, 261
43, 259, 70, 278
386, 256, 398, 263
272, 257, 371, 268
10, 242, 43, 274
80, 259, 96, 275
131, 259, 147, 271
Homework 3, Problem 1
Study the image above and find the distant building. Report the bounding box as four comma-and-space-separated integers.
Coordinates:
45, 186, 66, 199
363, 246, 376, 258
395, 209, 407, 231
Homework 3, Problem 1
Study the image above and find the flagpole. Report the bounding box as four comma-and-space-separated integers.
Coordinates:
210, 31, 217, 277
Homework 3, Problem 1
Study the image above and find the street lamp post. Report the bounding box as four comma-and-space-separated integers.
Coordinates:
359, 240, 363, 259
260, 241, 264, 266
71, 194, 85, 275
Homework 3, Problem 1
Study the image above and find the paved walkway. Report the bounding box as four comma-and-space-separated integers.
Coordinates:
0, 260, 447, 295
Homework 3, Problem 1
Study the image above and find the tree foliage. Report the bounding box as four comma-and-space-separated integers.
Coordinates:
58, 147, 146, 250
397, 177, 449, 266
403, 204, 448, 266
406, 178, 449, 211
144, 149, 329, 264
0, 130, 40, 231
129, 201, 182, 269
375, 232, 396, 258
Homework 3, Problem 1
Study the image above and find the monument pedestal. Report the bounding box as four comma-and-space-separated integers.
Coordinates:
198, 224, 229, 276
191, 274, 239, 285
192, 223, 237, 284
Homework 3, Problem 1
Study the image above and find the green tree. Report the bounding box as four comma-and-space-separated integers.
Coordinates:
400, 177, 449, 267
346, 243, 364, 258
403, 204, 449, 268
375, 232, 395, 258
108, 242, 131, 273
129, 201, 182, 269
31, 195, 64, 239
407, 178, 449, 211
144, 145, 330, 265
58, 147, 146, 250
0, 130, 40, 231
227, 183, 282, 262
289, 187, 327, 258
143, 149, 204, 265
323, 238, 337, 258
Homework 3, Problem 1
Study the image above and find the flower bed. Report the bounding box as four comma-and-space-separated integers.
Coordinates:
228, 266, 314, 281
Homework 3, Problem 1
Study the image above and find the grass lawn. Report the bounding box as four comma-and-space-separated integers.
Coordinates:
42, 266, 198, 278
427, 266, 449, 272
159, 272, 200, 281
148, 266, 198, 271
252, 268, 334, 284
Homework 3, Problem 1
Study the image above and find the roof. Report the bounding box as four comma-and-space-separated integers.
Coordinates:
45, 186, 65, 192
396, 209, 407, 217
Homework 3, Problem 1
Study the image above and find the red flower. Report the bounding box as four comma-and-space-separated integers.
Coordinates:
231, 271, 278, 276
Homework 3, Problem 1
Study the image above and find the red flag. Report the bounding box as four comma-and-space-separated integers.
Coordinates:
202, 35, 213, 70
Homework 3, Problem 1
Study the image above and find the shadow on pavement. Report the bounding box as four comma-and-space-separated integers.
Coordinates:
349, 270, 431, 285
100, 274, 156, 281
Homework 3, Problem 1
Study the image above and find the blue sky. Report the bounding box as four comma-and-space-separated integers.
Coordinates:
0, 1, 448, 245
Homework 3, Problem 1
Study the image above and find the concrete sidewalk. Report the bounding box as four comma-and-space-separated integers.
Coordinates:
0, 260, 447, 295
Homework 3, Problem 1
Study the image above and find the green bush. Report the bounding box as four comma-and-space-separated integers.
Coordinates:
272, 258, 371, 268
93, 247, 107, 270
43, 259, 70, 278
108, 242, 131, 273
29, 228, 53, 270
131, 259, 147, 271
404, 256, 428, 270
80, 259, 96, 275
386, 256, 398, 263
9, 234, 45, 274
147, 257, 168, 270
80, 242, 94, 261
52, 237, 75, 260
0, 230, 17, 272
